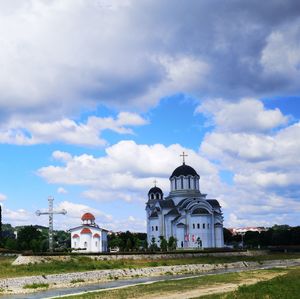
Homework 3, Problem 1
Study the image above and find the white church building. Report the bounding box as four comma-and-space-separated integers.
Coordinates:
146, 154, 224, 249
69, 213, 108, 252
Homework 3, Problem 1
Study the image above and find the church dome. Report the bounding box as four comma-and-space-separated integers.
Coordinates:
170, 163, 199, 178
81, 213, 95, 221
148, 186, 163, 195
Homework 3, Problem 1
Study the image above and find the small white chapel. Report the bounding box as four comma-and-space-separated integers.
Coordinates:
69, 213, 108, 252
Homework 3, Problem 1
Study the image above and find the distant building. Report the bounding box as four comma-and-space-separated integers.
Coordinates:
229, 227, 268, 235
69, 213, 108, 252
146, 154, 224, 249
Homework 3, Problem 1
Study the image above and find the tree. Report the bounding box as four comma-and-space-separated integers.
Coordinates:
167, 236, 177, 251
223, 228, 233, 244
159, 236, 168, 252
0, 205, 2, 245
149, 237, 158, 252
17, 226, 43, 251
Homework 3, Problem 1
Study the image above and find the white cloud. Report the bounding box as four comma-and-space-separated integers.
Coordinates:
197, 98, 288, 133
0, 112, 148, 146
37, 140, 218, 203
197, 99, 300, 227
57, 187, 68, 194
0, 193, 7, 201
0, 0, 299, 128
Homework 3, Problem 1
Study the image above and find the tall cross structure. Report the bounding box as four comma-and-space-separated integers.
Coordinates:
153, 179, 157, 187
180, 152, 188, 164
36, 197, 67, 252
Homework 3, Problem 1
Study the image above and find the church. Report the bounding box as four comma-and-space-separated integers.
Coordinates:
69, 213, 108, 252
146, 153, 224, 249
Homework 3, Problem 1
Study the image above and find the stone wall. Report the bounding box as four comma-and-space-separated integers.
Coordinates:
12, 250, 269, 265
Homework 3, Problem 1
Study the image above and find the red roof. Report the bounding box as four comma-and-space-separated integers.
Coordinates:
93, 233, 100, 238
81, 213, 95, 221
81, 228, 92, 234
72, 234, 79, 238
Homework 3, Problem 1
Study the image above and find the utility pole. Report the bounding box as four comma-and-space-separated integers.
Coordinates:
36, 197, 67, 252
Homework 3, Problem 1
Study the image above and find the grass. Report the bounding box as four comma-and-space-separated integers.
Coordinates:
64, 267, 293, 299
0, 253, 299, 279
200, 266, 300, 299
70, 279, 85, 284
23, 283, 49, 289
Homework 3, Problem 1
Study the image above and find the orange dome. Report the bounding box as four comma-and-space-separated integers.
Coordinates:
80, 228, 92, 234
81, 213, 95, 221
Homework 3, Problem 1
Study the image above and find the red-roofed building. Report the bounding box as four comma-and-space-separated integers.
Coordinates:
69, 213, 108, 252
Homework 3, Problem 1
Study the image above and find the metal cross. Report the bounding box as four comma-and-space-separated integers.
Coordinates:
36, 197, 67, 252
180, 152, 188, 164
153, 179, 157, 187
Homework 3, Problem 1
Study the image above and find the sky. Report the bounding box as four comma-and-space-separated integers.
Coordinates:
0, 0, 300, 232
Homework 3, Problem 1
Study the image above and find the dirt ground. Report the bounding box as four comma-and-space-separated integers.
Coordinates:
142, 271, 287, 299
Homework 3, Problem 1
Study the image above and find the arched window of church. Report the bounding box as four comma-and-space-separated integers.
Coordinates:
203, 223, 205, 229
156, 193, 160, 199
188, 177, 191, 189
197, 223, 200, 229
74, 242, 77, 248
193, 223, 195, 229
152, 226, 154, 231
155, 226, 158, 231
84, 241, 87, 248
95, 241, 98, 247
174, 179, 177, 190
151, 194, 154, 200
194, 177, 197, 189
181, 177, 183, 189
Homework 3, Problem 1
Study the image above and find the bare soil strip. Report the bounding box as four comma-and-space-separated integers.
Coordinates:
142, 271, 287, 299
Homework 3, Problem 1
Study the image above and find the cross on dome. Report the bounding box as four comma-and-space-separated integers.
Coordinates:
180, 152, 188, 164
153, 179, 157, 187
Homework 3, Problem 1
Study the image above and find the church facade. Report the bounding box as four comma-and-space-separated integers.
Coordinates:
69, 213, 108, 252
146, 156, 224, 249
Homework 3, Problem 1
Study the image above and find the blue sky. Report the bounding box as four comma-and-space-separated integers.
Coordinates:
0, 1, 300, 231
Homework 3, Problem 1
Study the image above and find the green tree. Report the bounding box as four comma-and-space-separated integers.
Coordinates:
17, 226, 43, 251
126, 238, 133, 251
159, 236, 168, 252
167, 236, 177, 251
149, 237, 158, 252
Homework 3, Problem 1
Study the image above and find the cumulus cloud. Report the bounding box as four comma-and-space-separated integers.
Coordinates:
37, 140, 218, 202
0, 0, 300, 126
57, 187, 68, 194
197, 98, 288, 133
197, 99, 300, 227
0, 112, 148, 146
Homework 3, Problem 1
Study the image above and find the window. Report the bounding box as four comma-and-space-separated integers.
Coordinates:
84, 241, 88, 248
74, 242, 77, 248
156, 193, 160, 199
95, 241, 98, 247
180, 177, 183, 189
208, 223, 210, 229
203, 223, 205, 229
155, 226, 158, 231
194, 177, 197, 189
174, 179, 177, 190
193, 223, 195, 229
197, 223, 200, 229
152, 226, 154, 231
151, 194, 154, 199
188, 177, 191, 189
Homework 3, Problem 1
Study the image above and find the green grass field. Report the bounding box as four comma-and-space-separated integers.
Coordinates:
0, 253, 299, 279
64, 267, 300, 299
200, 267, 300, 299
